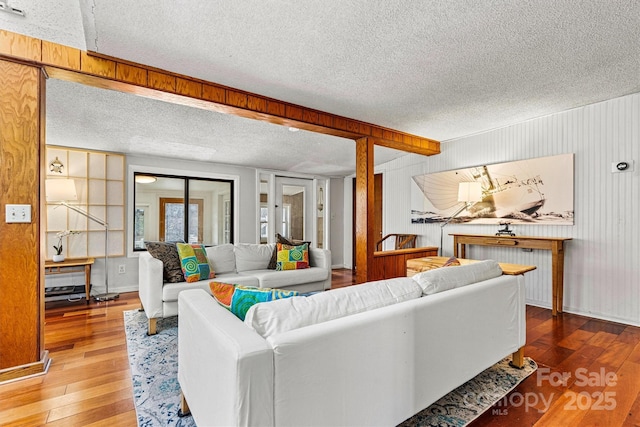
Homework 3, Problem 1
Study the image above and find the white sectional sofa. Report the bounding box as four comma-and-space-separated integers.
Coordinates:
177, 260, 527, 427
139, 242, 331, 334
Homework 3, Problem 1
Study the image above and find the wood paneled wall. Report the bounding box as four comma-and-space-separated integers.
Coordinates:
0, 58, 47, 379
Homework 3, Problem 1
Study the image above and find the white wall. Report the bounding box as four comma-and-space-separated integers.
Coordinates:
344, 92, 640, 326
329, 177, 345, 267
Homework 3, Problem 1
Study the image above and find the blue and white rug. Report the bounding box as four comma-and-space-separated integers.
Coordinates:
124, 309, 536, 427
124, 310, 195, 427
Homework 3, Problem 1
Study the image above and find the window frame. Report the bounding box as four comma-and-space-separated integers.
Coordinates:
130, 170, 236, 253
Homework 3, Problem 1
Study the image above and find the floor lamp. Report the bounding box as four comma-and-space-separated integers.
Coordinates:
439, 182, 483, 256
45, 179, 119, 301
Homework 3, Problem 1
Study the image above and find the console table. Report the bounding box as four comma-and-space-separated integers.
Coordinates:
450, 234, 571, 316
44, 257, 94, 303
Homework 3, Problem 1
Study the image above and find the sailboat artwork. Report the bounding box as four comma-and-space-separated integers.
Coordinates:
411, 153, 574, 225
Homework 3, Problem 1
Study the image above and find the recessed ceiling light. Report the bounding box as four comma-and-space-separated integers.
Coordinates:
135, 175, 157, 184
288, 127, 299, 132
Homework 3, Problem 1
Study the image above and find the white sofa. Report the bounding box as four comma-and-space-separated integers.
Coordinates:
139, 242, 331, 334
177, 261, 526, 427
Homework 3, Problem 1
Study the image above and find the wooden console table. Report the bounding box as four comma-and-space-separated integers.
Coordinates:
44, 257, 94, 303
450, 234, 571, 316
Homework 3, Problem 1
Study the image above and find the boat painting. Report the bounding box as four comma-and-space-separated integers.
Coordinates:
411, 153, 574, 225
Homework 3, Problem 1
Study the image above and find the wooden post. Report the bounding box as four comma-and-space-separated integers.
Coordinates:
0, 58, 48, 381
355, 137, 375, 284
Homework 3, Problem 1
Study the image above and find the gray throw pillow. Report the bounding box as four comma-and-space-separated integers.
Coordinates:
145, 241, 184, 283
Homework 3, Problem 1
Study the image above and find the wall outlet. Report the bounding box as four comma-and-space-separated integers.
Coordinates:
118, 264, 126, 274
5, 204, 31, 223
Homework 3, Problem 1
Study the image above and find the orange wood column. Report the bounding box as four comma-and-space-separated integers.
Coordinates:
355, 137, 375, 284
0, 58, 48, 381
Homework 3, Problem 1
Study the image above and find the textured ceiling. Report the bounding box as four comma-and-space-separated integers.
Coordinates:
3, 0, 640, 176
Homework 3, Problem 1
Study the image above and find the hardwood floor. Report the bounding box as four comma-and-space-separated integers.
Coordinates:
0, 269, 638, 426
0, 293, 140, 426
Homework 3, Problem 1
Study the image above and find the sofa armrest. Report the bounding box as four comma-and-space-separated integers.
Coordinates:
178, 289, 274, 427
309, 247, 331, 270
138, 251, 165, 320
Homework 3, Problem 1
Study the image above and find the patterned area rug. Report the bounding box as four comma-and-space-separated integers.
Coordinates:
124, 309, 536, 427
398, 357, 537, 426
124, 310, 194, 427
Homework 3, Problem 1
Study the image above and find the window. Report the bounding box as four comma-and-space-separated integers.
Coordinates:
133, 173, 233, 250
159, 198, 204, 243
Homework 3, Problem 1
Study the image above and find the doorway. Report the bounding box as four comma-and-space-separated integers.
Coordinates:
274, 177, 314, 242
352, 173, 383, 271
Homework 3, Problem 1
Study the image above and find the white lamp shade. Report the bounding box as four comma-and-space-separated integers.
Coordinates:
457, 182, 483, 203
46, 179, 78, 202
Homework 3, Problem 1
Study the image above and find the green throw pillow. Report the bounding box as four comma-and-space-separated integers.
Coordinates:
176, 243, 215, 283
209, 282, 299, 320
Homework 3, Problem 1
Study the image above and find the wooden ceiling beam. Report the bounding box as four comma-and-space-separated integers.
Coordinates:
0, 30, 440, 156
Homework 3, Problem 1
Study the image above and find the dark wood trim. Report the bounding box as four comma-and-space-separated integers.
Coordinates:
0, 30, 440, 157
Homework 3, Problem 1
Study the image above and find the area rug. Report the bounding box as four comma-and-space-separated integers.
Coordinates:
124, 310, 194, 427
124, 309, 536, 427
397, 357, 537, 426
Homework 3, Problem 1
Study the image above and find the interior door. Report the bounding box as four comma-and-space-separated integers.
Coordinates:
274, 177, 314, 242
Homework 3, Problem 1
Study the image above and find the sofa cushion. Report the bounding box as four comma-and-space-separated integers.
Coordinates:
209, 282, 299, 321
206, 244, 236, 274
412, 259, 503, 295
276, 242, 309, 271
162, 273, 259, 302
177, 243, 215, 283
238, 267, 328, 289
145, 241, 184, 283
244, 277, 423, 338
235, 243, 275, 272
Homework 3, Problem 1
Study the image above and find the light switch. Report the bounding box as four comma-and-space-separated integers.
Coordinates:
5, 204, 32, 223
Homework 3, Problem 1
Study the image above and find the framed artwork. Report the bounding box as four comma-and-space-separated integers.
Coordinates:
411, 153, 574, 225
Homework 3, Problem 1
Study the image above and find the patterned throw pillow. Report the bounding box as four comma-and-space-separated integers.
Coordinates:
209, 282, 299, 320
145, 241, 184, 283
276, 242, 309, 271
268, 233, 311, 269
176, 243, 215, 283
